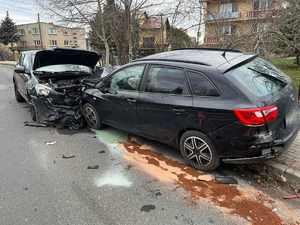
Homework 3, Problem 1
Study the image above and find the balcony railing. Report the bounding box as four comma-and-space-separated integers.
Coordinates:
246, 9, 280, 18
207, 11, 240, 21
204, 37, 220, 44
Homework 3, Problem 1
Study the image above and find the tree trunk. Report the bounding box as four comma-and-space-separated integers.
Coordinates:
296, 54, 300, 66
104, 41, 110, 66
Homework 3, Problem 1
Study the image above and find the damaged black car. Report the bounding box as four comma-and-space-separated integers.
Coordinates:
13, 48, 101, 129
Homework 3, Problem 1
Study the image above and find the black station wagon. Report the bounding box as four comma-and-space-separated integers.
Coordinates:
82, 49, 299, 171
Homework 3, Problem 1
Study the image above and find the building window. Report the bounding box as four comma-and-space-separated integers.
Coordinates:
254, 0, 272, 10
73, 36, 77, 40
143, 37, 155, 48
34, 40, 41, 46
48, 27, 57, 35
73, 32, 77, 35
32, 27, 39, 34
49, 40, 57, 46
219, 25, 236, 35
18, 29, 25, 35
21, 41, 27, 47
64, 40, 69, 46
219, 2, 238, 15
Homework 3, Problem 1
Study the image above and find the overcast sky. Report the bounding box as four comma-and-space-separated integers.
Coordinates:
0, 0, 201, 38
0, 0, 51, 24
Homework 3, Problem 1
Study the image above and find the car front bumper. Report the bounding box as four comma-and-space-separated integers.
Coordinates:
32, 96, 83, 129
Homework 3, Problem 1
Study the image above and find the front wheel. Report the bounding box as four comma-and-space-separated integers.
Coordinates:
14, 83, 25, 102
180, 131, 220, 171
82, 103, 103, 130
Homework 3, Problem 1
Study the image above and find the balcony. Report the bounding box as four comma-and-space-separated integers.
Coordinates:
207, 11, 240, 22
245, 9, 280, 19
204, 37, 220, 44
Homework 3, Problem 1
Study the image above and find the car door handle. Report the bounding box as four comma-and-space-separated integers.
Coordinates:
172, 108, 185, 113
127, 98, 137, 103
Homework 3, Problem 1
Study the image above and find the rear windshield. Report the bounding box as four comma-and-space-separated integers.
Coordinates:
227, 58, 288, 98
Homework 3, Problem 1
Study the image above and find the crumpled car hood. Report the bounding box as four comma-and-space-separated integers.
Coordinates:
33, 48, 101, 70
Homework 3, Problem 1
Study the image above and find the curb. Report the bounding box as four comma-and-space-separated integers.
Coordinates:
266, 161, 300, 187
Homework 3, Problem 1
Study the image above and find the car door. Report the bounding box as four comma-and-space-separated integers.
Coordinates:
14, 53, 26, 97
100, 64, 146, 132
138, 64, 193, 144
17, 53, 32, 99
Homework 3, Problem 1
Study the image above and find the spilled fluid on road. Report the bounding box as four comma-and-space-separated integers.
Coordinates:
95, 130, 300, 225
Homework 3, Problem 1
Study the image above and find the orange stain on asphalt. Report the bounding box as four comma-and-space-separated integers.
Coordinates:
119, 139, 299, 225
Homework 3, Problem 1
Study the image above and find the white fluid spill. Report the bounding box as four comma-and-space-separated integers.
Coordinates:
95, 169, 132, 188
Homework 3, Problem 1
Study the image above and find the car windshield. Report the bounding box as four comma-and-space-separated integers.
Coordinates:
227, 58, 287, 98
35, 64, 92, 74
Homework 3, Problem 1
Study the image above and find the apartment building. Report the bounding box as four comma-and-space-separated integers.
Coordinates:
203, 0, 282, 48
16, 22, 87, 51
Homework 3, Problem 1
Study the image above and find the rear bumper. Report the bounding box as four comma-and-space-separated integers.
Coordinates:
222, 126, 299, 164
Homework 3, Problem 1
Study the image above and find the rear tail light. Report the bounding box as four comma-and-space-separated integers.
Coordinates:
234, 105, 279, 126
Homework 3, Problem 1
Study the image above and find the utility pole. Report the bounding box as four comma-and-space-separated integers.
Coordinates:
38, 13, 44, 49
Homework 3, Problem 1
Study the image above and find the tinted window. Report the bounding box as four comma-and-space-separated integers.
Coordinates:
110, 65, 145, 91
188, 72, 219, 96
227, 58, 287, 98
145, 66, 188, 95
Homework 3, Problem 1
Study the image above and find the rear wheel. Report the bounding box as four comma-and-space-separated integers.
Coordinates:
180, 131, 220, 171
14, 82, 25, 102
82, 103, 103, 130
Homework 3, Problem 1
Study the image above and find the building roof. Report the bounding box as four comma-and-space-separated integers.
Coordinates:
16, 22, 84, 30
136, 48, 257, 72
140, 16, 164, 29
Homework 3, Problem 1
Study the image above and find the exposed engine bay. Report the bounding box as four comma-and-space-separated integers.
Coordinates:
31, 73, 101, 130
14, 48, 102, 130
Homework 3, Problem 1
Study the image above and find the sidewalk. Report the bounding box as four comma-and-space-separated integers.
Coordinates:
0, 61, 16, 66
267, 109, 300, 186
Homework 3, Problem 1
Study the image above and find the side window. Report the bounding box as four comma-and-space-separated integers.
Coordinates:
188, 72, 219, 97
18, 54, 24, 66
145, 66, 189, 95
110, 65, 145, 92
23, 54, 32, 71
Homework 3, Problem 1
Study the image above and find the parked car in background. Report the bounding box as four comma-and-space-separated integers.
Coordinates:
13, 48, 101, 129
82, 48, 299, 171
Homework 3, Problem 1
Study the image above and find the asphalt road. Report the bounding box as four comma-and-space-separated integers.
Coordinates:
0, 65, 299, 225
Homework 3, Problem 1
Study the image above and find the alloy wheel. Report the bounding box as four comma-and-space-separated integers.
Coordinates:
83, 105, 97, 128
183, 136, 213, 167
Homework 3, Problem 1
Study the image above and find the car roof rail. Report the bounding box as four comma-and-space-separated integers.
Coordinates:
134, 58, 211, 66
174, 48, 242, 53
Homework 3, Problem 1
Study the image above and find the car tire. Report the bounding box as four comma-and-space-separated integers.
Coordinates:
14, 82, 25, 102
30, 105, 37, 121
180, 130, 220, 171
82, 103, 103, 130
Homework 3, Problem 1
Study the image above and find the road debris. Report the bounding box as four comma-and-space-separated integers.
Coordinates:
283, 194, 300, 200
215, 176, 238, 185
24, 121, 48, 128
62, 154, 75, 159
87, 165, 99, 170
98, 150, 106, 154
45, 141, 57, 145
140, 204, 156, 212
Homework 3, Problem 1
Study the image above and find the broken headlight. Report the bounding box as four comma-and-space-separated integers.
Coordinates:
35, 84, 52, 97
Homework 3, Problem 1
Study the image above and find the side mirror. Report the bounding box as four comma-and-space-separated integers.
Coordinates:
14, 65, 25, 74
